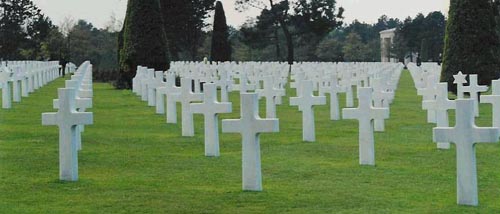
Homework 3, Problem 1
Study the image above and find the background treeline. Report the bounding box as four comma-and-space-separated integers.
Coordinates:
0, 0, 121, 80
3, 0, 499, 83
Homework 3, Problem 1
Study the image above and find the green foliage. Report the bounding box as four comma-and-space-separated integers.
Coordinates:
342, 32, 370, 62
292, 0, 344, 36
159, 0, 215, 61
441, 0, 500, 90
0, 0, 55, 60
210, 1, 231, 62
68, 20, 119, 72
238, 13, 401, 62
495, 0, 500, 41
2, 71, 500, 213
118, 0, 170, 89
315, 36, 343, 61
237, 0, 344, 64
392, 12, 445, 63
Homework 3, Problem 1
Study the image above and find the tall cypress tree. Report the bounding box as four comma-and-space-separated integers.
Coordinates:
210, 1, 231, 62
117, 0, 170, 89
441, 0, 500, 91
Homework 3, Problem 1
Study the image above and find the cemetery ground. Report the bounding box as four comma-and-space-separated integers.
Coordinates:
1, 71, 500, 213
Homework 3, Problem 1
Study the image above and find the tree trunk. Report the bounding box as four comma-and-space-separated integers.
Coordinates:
269, 0, 294, 65
274, 26, 281, 61
279, 19, 294, 65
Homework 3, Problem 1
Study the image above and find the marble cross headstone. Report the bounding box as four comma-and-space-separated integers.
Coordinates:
216, 69, 232, 102
191, 83, 232, 157
480, 79, 500, 131
371, 77, 393, 132
453, 71, 467, 99
321, 73, 341, 120
222, 93, 279, 191
423, 83, 456, 149
417, 75, 438, 123
42, 88, 93, 181
147, 71, 164, 107
462, 74, 488, 117
156, 73, 180, 123
0, 71, 12, 109
257, 76, 285, 118
235, 72, 256, 94
179, 78, 203, 136
53, 85, 93, 151
342, 87, 389, 166
11, 71, 23, 102
290, 80, 326, 142
433, 99, 499, 206
141, 69, 154, 101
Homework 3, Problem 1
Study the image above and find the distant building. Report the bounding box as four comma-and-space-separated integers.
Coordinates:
379, 28, 397, 62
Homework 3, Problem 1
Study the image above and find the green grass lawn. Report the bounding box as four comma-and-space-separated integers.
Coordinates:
1, 70, 499, 213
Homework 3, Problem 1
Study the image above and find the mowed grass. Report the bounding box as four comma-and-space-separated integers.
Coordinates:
1, 70, 500, 213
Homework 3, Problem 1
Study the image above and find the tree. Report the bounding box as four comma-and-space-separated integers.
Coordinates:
343, 32, 369, 62
159, 0, 215, 61
0, 0, 50, 59
236, 0, 294, 65
236, 0, 343, 65
118, 0, 170, 89
39, 27, 66, 60
391, 12, 445, 63
210, 1, 231, 62
315, 35, 343, 61
441, 0, 500, 90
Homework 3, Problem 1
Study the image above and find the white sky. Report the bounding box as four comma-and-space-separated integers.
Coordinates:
32, 0, 450, 29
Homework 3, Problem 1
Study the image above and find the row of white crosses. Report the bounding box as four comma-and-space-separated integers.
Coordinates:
289, 62, 402, 166
132, 63, 283, 191
415, 69, 500, 206
133, 62, 289, 130
419, 71, 490, 146
41, 61, 94, 182
0, 61, 61, 109
408, 62, 442, 89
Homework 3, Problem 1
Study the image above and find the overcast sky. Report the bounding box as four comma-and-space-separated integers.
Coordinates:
32, 0, 450, 29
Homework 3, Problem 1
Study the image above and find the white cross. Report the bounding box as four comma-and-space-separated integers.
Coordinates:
462, 74, 488, 117
147, 71, 165, 106
11, 71, 23, 102
156, 73, 180, 124
290, 80, 326, 142
179, 78, 203, 136
132, 66, 146, 94
480, 79, 500, 131
222, 93, 279, 191
53, 80, 93, 151
290, 72, 304, 96
371, 77, 393, 132
320, 73, 342, 120
141, 69, 154, 101
339, 78, 354, 107
433, 99, 499, 206
42, 88, 93, 181
342, 87, 389, 166
216, 69, 233, 102
257, 76, 285, 118
417, 75, 438, 123
453, 71, 467, 99
191, 83, 232, 156
235, 72, 256, 93
0, 71, 12, 109
423, 83, 456, 149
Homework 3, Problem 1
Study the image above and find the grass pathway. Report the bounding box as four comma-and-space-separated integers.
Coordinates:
0, 71, 499, 213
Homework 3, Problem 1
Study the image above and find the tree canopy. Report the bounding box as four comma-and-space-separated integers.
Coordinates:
118, 0, 170, 89
210, 1, 231, 62
441, 0, 500, 89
